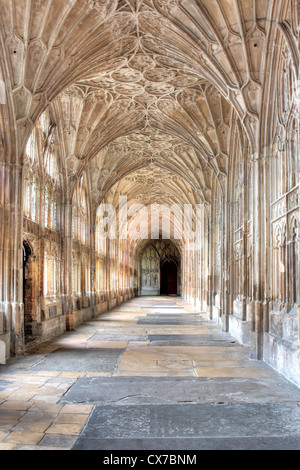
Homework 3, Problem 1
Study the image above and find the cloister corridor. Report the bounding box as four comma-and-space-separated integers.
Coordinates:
0, 295, 300, 451
1, 1, 300, 454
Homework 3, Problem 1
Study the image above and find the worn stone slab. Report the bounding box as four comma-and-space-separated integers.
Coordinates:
147, 310, 188, 314
195, 367, 277, 378
60, 376, 300, 406
145, 316, 202, 320
137, 317, 204, 325
38, 433, 78, 449
150, 341, 239, 347
145, 313, 201, 317
148, 334, 237, 346
72, 402, 300, 451
86, 341, 128, 349
91, 334, 148, 342
72, 436, 300, 451
30, 349, 125, 373
140, 304, 178, 308
148, 334, 230, 341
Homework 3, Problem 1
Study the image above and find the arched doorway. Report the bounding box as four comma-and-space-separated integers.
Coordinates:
139, 244, 160, 296
160, 260, 178, 296
23, 241, 33, 340
138, 240, 181, 296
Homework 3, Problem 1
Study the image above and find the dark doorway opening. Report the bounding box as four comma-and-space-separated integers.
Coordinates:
23, 241, 32, 339
160, 260, 178, 296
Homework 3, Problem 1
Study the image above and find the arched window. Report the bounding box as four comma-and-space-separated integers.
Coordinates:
72, 174, 90, 245
24, 130, 39, 223
288, 217, 299, 305
40, 111, 50, 137
44, 180, 60, 231
287, 118, 298, 191
270, 45, 299, 311
44, 188, 49, 227
72, 174, 91, 303
44, 251, 48, 297
44, 247, 59, 298
25, 178, 31, 218
42, 125, 61, 232
72, 254, 81, 296
26, 133, 36, 165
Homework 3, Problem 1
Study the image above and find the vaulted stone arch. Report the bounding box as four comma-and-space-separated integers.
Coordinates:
0, 0, 299, 388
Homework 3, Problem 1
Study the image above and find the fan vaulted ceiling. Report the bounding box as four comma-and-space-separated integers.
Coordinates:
0, 0, 284, 209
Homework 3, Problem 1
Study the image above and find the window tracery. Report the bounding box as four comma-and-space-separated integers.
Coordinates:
44, 245, 60, 298
44, 135, 60, 232
72, 174, 91, 304
23, 112, 63, 311
24, 130, 39, 223
270, 44, 299, 310
72, 175, 90, 245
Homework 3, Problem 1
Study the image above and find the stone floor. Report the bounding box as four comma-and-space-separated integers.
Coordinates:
0, 296, 300, 451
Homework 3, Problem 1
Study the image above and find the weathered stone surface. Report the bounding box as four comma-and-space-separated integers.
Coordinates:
31, 349, 125, 374
72, 436, 300, 451
137, 315, 204, 325
0, 0, 299, 399
61, 376, 300, 406
0, 297, 299, 452
72, 402, 300, 450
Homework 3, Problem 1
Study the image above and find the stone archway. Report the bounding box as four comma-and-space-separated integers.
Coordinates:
139, 240, 181, 296
139, 244, 160, 296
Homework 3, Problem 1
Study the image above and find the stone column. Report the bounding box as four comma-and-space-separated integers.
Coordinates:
298, 212, 300, 347
193, 244, 197, 307
0, 161, 24, 357
90, 213, 96, 315
250, 300, 264, 359
222, 198, 229, 332
298, 305, 300, 347
250, 153, 264, 359
262, 150, 272, 335
206, 207, 213, 320
242, 152, 249, 323
106, 239, 112, 309
224, 201, 232, 320
62, 202, 74, 330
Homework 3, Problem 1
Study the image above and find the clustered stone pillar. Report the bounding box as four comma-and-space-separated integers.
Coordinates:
298, 222, 300, 347
250, 154, 264, 360
0, 161, 24, 357
63, 202, 74, 330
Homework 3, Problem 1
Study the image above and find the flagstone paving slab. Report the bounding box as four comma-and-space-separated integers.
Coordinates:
37, 433, 78, 449
71, 436, 300, 451
72, 402, 300, 450
30, 348, 125, 374
0, 296, 299, 450
60, 376, 300, 406
4, 431, 45, 445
